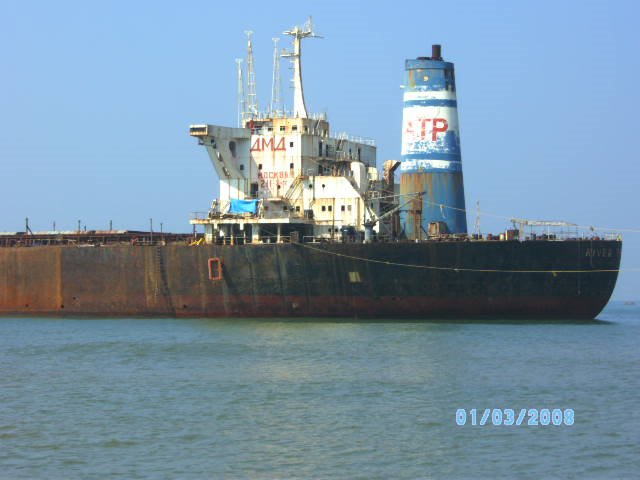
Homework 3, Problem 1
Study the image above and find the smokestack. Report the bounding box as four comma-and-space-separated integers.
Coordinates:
431, 44, 442, 60
399, 46, 468, 238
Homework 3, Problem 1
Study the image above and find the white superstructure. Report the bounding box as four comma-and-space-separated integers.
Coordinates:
190, 19, 384, 244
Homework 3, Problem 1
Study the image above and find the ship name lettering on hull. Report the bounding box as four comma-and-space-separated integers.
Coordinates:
584, 248, 613, 258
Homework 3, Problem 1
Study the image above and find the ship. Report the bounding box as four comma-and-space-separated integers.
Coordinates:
0, 19, 621, 319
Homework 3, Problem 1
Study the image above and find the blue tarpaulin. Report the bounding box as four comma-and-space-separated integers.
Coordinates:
229, 199, 259, 214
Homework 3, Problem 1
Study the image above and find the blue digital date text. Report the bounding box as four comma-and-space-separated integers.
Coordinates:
455, 408, 574, 426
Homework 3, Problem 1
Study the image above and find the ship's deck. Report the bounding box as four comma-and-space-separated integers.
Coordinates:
0, 230, 620, 248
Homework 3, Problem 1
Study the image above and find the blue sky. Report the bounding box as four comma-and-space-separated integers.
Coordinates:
1, 0, 638, 299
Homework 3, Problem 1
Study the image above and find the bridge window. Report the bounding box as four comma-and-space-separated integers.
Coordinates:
279, 125, 286, 132
292, 125, 298, 131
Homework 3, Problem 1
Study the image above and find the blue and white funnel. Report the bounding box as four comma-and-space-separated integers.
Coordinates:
399, 45, 467, 239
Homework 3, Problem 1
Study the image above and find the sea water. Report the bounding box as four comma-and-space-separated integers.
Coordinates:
0, 302, 638, 479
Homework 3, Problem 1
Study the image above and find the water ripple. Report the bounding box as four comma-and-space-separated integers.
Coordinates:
0, 302, 638, 478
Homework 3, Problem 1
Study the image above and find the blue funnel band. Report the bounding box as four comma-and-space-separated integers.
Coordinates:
400, 158, 462, 173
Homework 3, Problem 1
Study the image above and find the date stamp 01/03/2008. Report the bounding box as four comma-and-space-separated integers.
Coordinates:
456, 408, 575, 426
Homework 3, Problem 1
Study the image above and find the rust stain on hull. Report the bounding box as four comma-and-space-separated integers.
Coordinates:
0, 241, 621, 320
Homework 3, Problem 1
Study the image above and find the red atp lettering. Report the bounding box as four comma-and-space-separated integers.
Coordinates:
405, 117, 449, 141
432, 118, 448, 141
420, 118, 432, 138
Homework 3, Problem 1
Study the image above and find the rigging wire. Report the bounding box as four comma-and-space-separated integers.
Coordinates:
294, 241, 637, 274
373, 192, 640, 234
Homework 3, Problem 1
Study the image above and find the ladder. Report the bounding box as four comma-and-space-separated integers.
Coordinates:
155, 246, 176, 315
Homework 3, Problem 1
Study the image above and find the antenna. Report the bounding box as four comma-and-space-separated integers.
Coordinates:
270, 37, 282, 117
245, 30, 258, 118
236, 58, 246, 127
282, 16, 322, 119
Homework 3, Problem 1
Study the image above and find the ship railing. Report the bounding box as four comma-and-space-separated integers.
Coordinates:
520, 230, 621, 242
213, 235, 294, 245
334, 132, 376, 146
302, 235, 351, 244
261, 211, 305, 220
198, 200, 264, 220
190, 211, 210, 221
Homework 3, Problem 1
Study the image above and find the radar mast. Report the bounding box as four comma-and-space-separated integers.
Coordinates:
282, 16, 321, 118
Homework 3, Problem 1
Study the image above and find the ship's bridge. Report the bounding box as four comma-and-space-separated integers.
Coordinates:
189, 18, 382, 244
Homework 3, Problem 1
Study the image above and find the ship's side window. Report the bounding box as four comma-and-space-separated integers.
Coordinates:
341, 205, 345, 211
321, 206, 326, 212
289, 163, 294, 170
258, 163, 263, 170
347, 205, 352, 211
279, 125, 286, 132
239, 164, 244, 171
289, 141, 294, 148
328, 205, 332, 212
292, 125, 298, 131
295, 206, 300, 212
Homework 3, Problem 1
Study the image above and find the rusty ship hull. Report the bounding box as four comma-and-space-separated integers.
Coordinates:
0, 239, 620, 319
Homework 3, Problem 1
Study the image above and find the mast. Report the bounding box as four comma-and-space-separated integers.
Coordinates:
282, 16, 321, 119
245, 30, 258, 118
236, 58, 246, 127
270, 37, 282, 117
